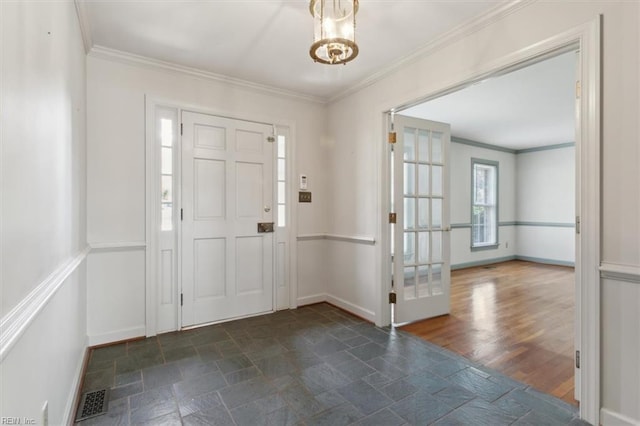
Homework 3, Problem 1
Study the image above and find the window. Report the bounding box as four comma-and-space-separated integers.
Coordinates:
472, 159, 498, 249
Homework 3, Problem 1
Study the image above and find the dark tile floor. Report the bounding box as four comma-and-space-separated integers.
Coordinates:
77, 303, 589, 425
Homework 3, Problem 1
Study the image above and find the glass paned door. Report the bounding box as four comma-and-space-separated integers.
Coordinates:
393, 115, 451, 324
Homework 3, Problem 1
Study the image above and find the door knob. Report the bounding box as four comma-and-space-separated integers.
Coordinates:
264, 206, 271, 212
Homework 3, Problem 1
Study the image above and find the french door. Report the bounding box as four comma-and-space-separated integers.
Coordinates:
393, 115, 451, 324
181, 111, 274, 327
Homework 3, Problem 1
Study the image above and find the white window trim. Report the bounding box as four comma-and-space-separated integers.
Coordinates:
471, 158, 499, 251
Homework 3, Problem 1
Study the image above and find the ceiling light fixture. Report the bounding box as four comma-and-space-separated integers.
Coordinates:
309, 0, 359, 65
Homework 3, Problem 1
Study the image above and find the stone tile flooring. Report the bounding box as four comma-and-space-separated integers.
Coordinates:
77, 303, 588, 425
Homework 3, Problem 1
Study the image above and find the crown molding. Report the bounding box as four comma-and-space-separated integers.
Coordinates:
328, 0, 536, 104
88, 45, 326, 105
73, 0, 93, 53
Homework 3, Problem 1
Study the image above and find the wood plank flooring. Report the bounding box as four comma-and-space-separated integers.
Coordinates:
400, 260, 577, 405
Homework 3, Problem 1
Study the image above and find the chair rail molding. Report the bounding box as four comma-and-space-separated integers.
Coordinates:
0, 246, 90, 361
600, 262, 640, 284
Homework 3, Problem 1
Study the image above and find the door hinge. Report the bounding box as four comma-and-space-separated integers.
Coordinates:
388, 132, 397, 144
575, 350, 580, 369
388, 291, 397, 304
181, 208, 184, 221
180, 123, 183, 135
575, 81, 581, 99
389, 213, 397, 224
576, 216, 580, 234
181, 293, 183, 306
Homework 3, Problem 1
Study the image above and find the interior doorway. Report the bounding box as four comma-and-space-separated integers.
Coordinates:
387, 48, 580, 406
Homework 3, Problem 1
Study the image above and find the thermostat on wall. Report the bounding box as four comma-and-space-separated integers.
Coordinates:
299, 174, 308, 190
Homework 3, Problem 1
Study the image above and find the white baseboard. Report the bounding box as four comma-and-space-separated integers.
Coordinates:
601, 408, 640, 426
325, 294, 376, 323
88, 326, 146, 347
296, 293, 376, 323
63, 345, 90, 425
296, 294, 326, 307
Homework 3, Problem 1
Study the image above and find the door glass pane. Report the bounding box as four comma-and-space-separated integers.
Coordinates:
418, 232, 429, 264
278, 135, 286, 158
404, 163, 415, 196
432, 199, 442, 229
162, 175, 172, 202
278, 204, 286, 227
432, 165, 443, 196
432, 132, 443, 163
160, 119, 173, 147
404, 128, 416, 161
404, 267, 416, 300
404, 198, 415, 230
418, 129, 429, 162
161, 147, 172, 174
404, 232, 415, 264
278, 158, 285, 181
418, 164, 430, 196
432, 264, 443, 295
278, 181, 285, 204
418, 198, 429, 229
418, 265, 429, 298
432, 231, 442, 263
161, 203, 172, 231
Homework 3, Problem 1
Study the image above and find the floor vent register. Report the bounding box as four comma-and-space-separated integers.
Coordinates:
75, 389, 109, 422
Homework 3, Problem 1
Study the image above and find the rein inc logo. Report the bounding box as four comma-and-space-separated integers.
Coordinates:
1, 418, 36, 425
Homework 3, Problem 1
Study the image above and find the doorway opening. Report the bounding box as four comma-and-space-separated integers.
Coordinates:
387, 47, 582, 408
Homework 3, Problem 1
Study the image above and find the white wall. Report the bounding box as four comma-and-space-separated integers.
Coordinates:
86, 54, 329, 343
449, 141, 517, 268
517, 146, 575, 264
0, 1, 88, 424
325, 1, 640, 424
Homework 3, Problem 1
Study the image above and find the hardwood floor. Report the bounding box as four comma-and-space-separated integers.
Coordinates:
400, 260, 577, 405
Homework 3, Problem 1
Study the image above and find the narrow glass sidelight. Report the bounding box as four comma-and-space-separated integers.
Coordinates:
158, 109, 178, 231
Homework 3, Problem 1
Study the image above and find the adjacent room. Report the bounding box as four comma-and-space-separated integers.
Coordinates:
396, 51, 578, 404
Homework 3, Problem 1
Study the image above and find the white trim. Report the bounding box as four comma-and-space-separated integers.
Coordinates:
87, 326, 146, 347
89, 241, 146, 251
73, 0, 93, 53
325, 294, 376, 323
296, 294, 326, 307
296, 234, 326, 242
329, 0, 535, 104
600, 262, 640, 284
600, 408, 640, 426
296, 234, 376, 245
63, 345, 89, 425
89, 45, 324, 105
0, 247, 90, 361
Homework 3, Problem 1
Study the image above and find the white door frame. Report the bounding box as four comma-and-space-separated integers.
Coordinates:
145, 98, 299, 333
376, 17, 601, 424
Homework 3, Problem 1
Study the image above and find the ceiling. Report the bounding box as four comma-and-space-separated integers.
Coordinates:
401, 51, 577, 150
80, 1, 574, 150
81, 0, 506, 100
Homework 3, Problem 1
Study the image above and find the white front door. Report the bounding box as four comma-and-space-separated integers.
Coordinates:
181, 111, 274, 327
393, 115, 451, 324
